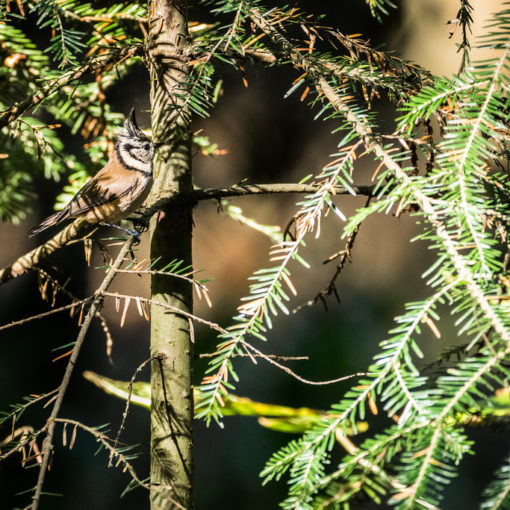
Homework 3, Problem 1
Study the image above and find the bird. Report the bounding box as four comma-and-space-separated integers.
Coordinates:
28, 109, 159, 238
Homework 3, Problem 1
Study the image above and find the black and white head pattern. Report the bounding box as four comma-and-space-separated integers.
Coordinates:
116, 109, 155, 173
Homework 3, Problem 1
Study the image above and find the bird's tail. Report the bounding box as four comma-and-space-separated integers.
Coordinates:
28, 209, 70, 237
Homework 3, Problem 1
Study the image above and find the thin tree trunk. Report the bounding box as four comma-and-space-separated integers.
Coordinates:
147, 1, 193, 508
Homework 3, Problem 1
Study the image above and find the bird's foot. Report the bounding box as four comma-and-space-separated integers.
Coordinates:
128, 214, 150, 233
103, 222, 141, 243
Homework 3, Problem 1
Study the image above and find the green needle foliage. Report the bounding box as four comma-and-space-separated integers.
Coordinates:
1, 0, 510, 508
482, 453, 510, 510
193, 2, 510, 509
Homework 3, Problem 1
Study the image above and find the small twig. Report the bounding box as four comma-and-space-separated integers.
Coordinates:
35, 267, 72, 304
222, 1, 244, 52
1, 389, 59, 427
115, 268, 209, 293
0, 426, 44, 463
61, 10, 147, 23
35, 267, 115, 361
103, 292, 226, 334
199, 352, 308, 361
107, 296, 357, 386
0, 298, 91, 332
30, 236, 136, 510
293, 196, 371, 313
110, 357, 153, 466
52, 418, 150, 491
241, 341, 367, 386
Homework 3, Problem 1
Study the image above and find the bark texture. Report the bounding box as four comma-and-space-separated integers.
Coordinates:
147, 1, 193, 508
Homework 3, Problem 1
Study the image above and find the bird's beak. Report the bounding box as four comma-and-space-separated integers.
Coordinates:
154, 142, 164, 149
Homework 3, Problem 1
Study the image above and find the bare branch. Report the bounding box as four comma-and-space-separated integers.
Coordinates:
0, 298, 91, 332
115, 268, 210, 302
34, 268, 116, 360
293, 196, 372, 313
241, 341, 367, 386
105, 293, 358, 387
193, 183, 375, 201
199, 352, 309, 362
30, 235, 136, 510
0, 426, 44, 464
103, 292, 225, 334
110, 357, 153, 465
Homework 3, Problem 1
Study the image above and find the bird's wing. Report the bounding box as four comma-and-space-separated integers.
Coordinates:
64, 164, 140, 218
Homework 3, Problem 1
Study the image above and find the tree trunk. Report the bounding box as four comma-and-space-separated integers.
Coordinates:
147, 1, 193, 508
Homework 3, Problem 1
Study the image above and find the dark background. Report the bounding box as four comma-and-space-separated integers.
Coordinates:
1, 1, 508, 509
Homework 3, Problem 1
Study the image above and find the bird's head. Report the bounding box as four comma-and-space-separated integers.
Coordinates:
116, 109, 156, 172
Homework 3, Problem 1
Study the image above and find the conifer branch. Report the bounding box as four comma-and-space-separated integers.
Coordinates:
0, 181, 372, 287
3, 2, 510, 508
0, 45, 141, 129
197, 141, 362, 425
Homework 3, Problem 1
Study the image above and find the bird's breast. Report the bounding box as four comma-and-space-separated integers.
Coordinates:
83, 172, 153, 224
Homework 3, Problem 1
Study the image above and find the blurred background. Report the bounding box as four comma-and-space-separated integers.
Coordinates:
1, 0, 508, 509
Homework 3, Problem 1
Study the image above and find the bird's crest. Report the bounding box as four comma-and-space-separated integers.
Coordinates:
123, 108, 149, 141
